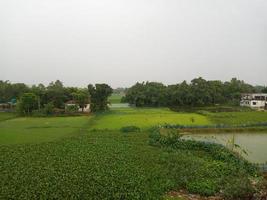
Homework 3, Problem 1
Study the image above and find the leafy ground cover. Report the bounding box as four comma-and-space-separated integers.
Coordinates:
0, 116, 89, 144
1, 129, 264, 199
1, 107, 267, 199
90, 107, 211, 130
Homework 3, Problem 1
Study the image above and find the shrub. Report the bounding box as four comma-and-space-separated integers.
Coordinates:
148, 127, 259, 198
43, 103, 54, 115
148, 128, 181, 147
31, 110, 47, 117
120, 126, 140, 133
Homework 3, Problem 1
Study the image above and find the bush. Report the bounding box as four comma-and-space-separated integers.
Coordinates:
148, 127, 259, 198
43, 103, 54, 115
148, 128, 181, 148
31, 110, 47, 117
120, 126, 141, 133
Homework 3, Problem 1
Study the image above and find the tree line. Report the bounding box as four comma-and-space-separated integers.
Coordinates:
123, 77, 267, 107
0, 80, 112, 115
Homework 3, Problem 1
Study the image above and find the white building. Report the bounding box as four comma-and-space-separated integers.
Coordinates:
240, 93, 267, 109
65, 100, 91, 113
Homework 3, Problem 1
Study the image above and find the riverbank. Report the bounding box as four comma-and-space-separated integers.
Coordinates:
179, 127, 267, 133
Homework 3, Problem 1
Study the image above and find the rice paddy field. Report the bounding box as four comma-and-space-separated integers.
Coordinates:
0, 108, 267, 199
90, 108, 212, 130
203, 111, 267, 125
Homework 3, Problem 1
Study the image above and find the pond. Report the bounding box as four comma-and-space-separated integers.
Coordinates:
182, 132, 267, 164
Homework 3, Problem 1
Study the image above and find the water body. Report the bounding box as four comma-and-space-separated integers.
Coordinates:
182, 133, 267, 164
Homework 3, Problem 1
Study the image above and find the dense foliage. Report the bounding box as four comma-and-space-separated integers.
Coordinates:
0, 81, 29, 103
1, 109, 266, 199
1, 125, 264, 199
16, 93, 38, 114
148, 128, 259, 198
88, 84, 113, 112
0, 80, 116, 115
0, 80, 87, 109
124, 77, 257, 107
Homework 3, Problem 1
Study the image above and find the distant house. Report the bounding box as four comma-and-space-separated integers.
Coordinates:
240, 93, 267, 109
65, 100, 90, 113
0, 103, 11, 110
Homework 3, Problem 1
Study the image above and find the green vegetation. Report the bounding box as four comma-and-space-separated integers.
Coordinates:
90, 108, 211, 130
0, 116, 89, 144
88, 83, 113, 112
0, 112, 16, 122
124, 78, 257, 107
204, 111, 267, 125
1, 127, 264, 199
16, 93, 38, 114
1, 107, 267, 199
148, 128, 261, 198
109, 93, 123, 104
120, 125, 141, 133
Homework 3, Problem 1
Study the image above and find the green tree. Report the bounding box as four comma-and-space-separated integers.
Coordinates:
43, 102, 54, 115
46, 80, 66, 108
72, 89, 89, 112
223, 78, 255, 105
262, 87, 267, 93
0, 81, 29, 103
88, 84, 113, 112
124, 82, 167, 107
17, 93, 38, 115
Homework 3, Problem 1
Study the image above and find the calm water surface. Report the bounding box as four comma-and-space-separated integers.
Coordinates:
182, 132, 267, 164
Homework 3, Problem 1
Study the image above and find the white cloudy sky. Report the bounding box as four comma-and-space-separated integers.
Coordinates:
0, 0, 267, 87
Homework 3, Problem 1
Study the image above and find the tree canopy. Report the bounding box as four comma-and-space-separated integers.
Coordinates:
88, 84, 113, 112
124, 78, 257, 107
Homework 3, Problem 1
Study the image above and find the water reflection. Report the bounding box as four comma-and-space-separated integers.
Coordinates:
182, 132, 267, 164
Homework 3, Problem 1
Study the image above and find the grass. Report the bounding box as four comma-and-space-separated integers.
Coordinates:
109, 94, 123, 104
0, 116, 90, 144
204, 111, 267, 125
0, 112, 16, 122
90, 107, 211, 130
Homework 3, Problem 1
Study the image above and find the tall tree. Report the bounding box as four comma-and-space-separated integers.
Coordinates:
72, 89, 89, 112
88, 84, 113, 112
17, 93, 38, 115
46, 80, 66, 108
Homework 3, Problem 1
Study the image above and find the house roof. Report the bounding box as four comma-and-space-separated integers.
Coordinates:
65, 100, 77, 104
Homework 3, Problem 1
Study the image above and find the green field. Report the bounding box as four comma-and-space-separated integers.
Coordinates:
0, 108, 266, 199
108, 94, 123, 104
0, 116, 89, 144
0, 112, 16, 122
90, 108, 211, 130
0, 127, 259, 199
204, 111, 267, 125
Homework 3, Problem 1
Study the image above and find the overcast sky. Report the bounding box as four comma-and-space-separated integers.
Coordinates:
1, 0, 266, 88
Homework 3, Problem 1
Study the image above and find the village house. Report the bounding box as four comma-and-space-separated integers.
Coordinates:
65, 100, 90, 113
240, 93, 267, 109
